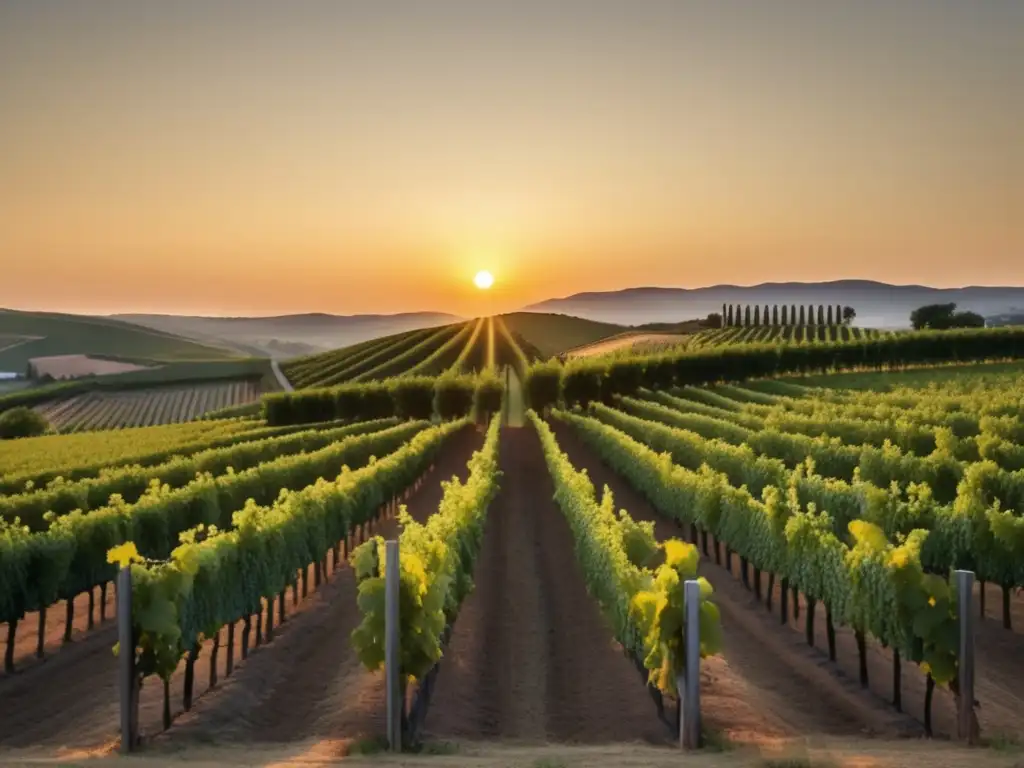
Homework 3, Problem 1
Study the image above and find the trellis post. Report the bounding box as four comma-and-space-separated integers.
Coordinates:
385, 540, 401, 751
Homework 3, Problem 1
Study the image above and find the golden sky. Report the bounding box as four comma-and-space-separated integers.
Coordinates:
1, 2, 1021, 317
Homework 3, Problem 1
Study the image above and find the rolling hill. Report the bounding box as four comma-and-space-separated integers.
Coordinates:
0, 309, 239, 372
524, 280, 1024, 328
499, 312, 625, 358
113, 311, 461, 359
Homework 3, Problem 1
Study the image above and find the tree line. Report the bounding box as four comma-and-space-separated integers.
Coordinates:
722, 303, 856, 328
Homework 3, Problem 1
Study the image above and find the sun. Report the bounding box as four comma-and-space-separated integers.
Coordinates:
473, 270, 494, 290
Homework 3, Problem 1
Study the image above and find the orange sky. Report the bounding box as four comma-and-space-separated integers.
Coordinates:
1, 2, 1021, 318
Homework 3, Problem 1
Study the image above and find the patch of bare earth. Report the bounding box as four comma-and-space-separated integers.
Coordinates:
0, 428, 483, 754
550, 421, 923, 745
27, 354, 151, 379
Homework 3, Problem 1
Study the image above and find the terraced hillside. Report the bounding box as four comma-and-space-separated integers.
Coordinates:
281, 317, 538, 388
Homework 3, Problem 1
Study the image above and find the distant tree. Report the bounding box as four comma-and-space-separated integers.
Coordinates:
706, 312, 723, 329
736, 304, 743, 326
817, 305, 825, 325
772, 305, 780, 326
954, 311, 986, 328
808, 305, 816, 325
0, 407, 49, 439
781, 305, 789, 325
842, 306, 857, 325
792, 305, 798, 325
753, 305, 761, 326
798, 305, 806, 325
722, 303, 727, 325
744, 305, 752, 326
911, 303, 958, 330
725, 305, 733, 326
836, 304, 843, 325
826, 305, 834, 325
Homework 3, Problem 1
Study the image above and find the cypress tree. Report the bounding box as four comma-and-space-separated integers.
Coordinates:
792, 305, 798, 325
763, 305, 770, 326
837, 304, 844, 325
799, 305, 806, 325
722, 303, 727, 325
772, 305, 780, 325
827, 305, 834, 325
781, 305, 788, 325
725, 305, 733, 326
744, 305, 752, 326
754, 305, 761, 325
817, 305, 825, 325
736, 305, 743, 326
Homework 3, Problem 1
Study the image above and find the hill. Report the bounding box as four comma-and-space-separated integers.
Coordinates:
499, 312, 625, 358
524, 280, 1024, 329
0, 308, 239, 372
113, 311, 462, 359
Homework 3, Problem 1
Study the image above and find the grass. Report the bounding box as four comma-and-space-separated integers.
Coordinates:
0, 308, 239, 370
500, 312, 625, 358
782, 360, 1024, 391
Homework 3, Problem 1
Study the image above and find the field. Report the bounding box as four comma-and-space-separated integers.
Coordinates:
281, 317, 538, 388
33, 379, 262, 432
500, 311, 625, 358
0, 308, 239, 370
1, 325, 1024, 766
690, 324, 890, 348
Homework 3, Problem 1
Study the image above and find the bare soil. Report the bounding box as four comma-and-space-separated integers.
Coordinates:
549, 422, 924, 744
27, 354, 150, 379
0, 428, 483, 753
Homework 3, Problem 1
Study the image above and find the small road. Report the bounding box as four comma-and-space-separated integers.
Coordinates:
269, 359, 294, 392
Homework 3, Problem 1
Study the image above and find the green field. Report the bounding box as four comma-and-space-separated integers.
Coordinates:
499, 311, 625, 358
0, 308, 240, 370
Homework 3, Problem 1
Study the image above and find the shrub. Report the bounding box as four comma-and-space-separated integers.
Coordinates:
389, 377, 435, 420
562, 361, 604, 409
474, 371, 504, 421
524, 360, 562, 413
434, 374, 475, 420
0, 407, 49, 439
605, 359, 644, 400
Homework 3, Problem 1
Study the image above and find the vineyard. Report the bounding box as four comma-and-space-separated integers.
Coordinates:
281, 316, 537, 388
690, 324, 890, 348
32, 379, 262, 432
1, 325, 1023, 764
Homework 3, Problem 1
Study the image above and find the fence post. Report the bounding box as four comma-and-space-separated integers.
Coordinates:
679, 579, 701, 750
117, 566, 136, 753
385, 540, 401, 751
956, 569, 976, 745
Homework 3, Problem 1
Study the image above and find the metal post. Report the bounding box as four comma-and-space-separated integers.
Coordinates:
117, 566, 135, 753
956, 569, 976, 744
680, 579, 701, 749
385, 540, 401, 751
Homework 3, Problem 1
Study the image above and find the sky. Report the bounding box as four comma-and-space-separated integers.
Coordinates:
1, 1, 1021, 318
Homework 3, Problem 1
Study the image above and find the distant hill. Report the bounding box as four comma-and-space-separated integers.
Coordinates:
524, 280, 1024, 329
500, 312, 626, 358
0, 308, 239, 373
113, 311, 462, 358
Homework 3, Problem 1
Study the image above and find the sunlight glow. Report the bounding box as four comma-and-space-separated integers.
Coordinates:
474, 270, 494, 290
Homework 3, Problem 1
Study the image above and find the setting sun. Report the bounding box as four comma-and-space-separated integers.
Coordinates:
474, 270, 494, 290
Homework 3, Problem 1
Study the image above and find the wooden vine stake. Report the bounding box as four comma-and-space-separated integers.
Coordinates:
678, 579, 702, 750
955, 570, 977, 745
385, 539, 402, 752
117, 566, 138, 753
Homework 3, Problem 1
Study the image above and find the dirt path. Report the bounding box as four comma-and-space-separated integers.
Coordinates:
423, 427, 672, 745
0, 428, 483, 752
549, 422, 923, 744
567, 333, 690, 359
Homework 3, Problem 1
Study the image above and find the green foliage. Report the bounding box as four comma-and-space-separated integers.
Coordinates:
0, 420, 431, 625
350, 416, 501, 680
0, 407, 49, 439
911, 303, 985, 331
528, 410, 722, 696
524, 360, 562, 412
473, 370, 504, 418
389, 377, 435, 420
117, 419, 468, 680
433, 374, 476, 420
562, 360, 604, 409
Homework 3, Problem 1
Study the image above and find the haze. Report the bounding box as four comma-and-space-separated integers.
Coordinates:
1, 1, 1021, 318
